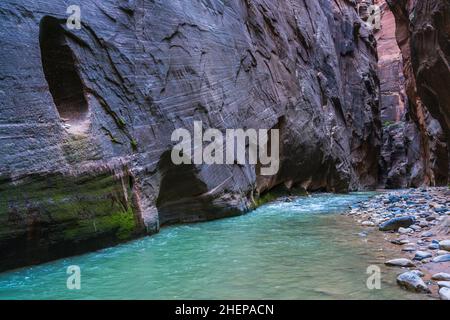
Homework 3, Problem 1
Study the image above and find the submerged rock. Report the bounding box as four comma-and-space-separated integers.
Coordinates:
396, 272, 431, 293
361, 221, 375, 227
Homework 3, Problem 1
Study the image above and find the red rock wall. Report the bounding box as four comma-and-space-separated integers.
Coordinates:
377, 0, 449, 187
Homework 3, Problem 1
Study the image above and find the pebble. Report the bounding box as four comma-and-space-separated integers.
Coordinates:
437, 281, 450, 289
391, 238, 410, 245
347, 188, 449, 299
398, 227, 413, 234
379, 216, 415, 232
432, 254, 450, 263
396, 272, 430, 293
439, 287, 450, 300
421, 231, 435, 238
418, 221, 429, 228
385, 258, 415, 267
439, 240, 450, 251
414, 251, 432, 261
431, 273, 450, 281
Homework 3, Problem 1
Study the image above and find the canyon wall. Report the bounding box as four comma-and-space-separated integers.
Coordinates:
378, 0, 449, 188
0, 0, 381, 270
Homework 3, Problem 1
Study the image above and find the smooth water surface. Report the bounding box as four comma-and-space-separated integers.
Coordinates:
0, 193, 419, 299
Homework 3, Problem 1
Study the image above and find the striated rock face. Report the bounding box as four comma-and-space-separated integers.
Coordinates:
0, 0, 381, 270
406, 0, 450, 140
376, 0, 448, 187
384, 0, 450, 188
375, 0, 407, 123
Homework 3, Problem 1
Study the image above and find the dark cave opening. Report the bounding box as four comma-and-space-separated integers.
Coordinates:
156, 151, 210, 226
39, 16, 88, 126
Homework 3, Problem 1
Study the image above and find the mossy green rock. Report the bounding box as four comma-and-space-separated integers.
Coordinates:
0, 168, 146, 271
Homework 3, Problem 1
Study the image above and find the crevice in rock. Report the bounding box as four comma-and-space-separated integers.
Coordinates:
39, 16, 89, 131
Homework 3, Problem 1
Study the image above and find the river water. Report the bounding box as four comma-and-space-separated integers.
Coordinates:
0, 193, 419, 299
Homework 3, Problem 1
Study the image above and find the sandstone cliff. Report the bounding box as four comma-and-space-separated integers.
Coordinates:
0, 0, 382, 270
379, 0, 449, 188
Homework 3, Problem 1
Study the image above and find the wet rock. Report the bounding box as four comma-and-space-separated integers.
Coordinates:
396, 272, 431, 293
402, 246, 416, 252
379, 216, 415, 231
358, 231, 368, 237
385, 258, 415, 267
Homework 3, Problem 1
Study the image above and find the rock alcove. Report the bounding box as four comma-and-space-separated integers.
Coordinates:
39, 16, 89, 133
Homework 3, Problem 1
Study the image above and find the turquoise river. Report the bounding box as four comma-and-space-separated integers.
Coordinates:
0, 193, 420, 299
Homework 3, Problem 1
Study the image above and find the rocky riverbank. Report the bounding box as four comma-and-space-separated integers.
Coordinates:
347, 187, 450, 300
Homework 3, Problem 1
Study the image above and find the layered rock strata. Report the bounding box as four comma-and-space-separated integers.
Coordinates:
0, 0, 381, 270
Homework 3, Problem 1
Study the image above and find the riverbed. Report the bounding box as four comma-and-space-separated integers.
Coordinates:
0, 193, 422, 299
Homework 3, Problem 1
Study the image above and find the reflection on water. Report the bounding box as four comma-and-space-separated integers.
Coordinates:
0, 193, 421, 299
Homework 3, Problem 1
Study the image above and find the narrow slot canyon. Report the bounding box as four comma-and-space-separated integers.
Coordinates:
372, 0, 449, 188
0, 0, 449, 301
